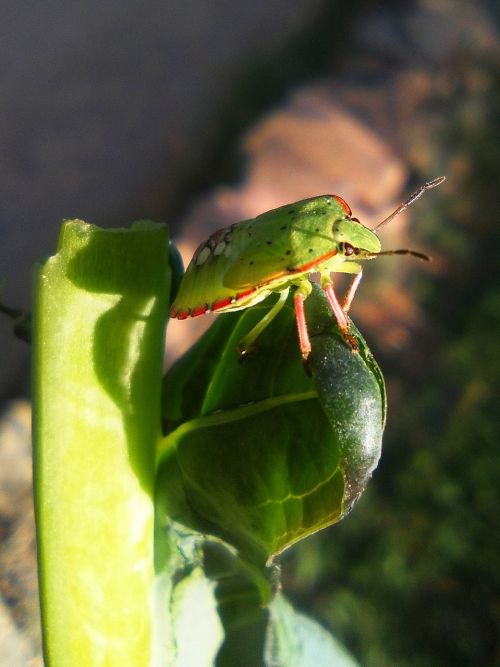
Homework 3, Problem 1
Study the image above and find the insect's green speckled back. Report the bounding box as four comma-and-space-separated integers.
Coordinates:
172, 195, 371, 315
223, 196, 347, 289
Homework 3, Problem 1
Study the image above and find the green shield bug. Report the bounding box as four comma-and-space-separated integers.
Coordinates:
170, 176, 445, 360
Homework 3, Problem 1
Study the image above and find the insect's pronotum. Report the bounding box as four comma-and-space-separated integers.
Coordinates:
170, 177, 445, 360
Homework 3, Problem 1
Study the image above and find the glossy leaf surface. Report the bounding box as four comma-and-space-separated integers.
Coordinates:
158, 284, 385, 564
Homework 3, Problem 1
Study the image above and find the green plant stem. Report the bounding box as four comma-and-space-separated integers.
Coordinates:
32, 220, 170, 666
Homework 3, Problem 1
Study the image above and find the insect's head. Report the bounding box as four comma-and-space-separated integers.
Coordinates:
332, 218, 381, 260
333, 176, 446, 263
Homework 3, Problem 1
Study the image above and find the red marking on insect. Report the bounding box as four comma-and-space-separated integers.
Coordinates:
235, 288, 257, 301
287, 248, 339, 275
211, 296, 235, 312
231, 248, 339, 294
176, 310, 190, 320
192, 304, 209, 317
332, 195, 352, 216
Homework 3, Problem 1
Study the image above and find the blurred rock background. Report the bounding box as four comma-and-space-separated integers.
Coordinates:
1, 0, 499, 665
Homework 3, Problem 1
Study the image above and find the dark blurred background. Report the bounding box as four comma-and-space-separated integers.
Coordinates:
1, 1, 499, 664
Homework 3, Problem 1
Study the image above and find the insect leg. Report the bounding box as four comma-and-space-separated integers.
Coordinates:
322, 281, 349, 332
342, 271, 363, 313
322, 277, 358, 350
238, 287, 290, 357
294, 289, 312, 361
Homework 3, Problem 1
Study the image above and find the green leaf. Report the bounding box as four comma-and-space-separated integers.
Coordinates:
158, 284, 385, 564
156, 529, 358, 666
33, 220, 170, 666
267, 593, 360, 667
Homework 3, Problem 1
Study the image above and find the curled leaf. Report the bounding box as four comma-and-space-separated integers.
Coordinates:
158, 285, 385, 563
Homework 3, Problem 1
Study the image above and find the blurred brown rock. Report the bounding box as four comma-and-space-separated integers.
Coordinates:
0, 401, 40, 664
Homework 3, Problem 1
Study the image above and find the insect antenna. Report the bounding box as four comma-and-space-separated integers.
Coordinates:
364, 249, 431, 261
373, 175, 446, 232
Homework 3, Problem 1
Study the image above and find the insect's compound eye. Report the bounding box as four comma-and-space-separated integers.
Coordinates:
344, 243, 356, 256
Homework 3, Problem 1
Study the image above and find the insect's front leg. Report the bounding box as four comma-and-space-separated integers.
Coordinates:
321, 278, 349, 332
293, 280, 313, 362
342, 272, 363, 313
321, 275, 358, 351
